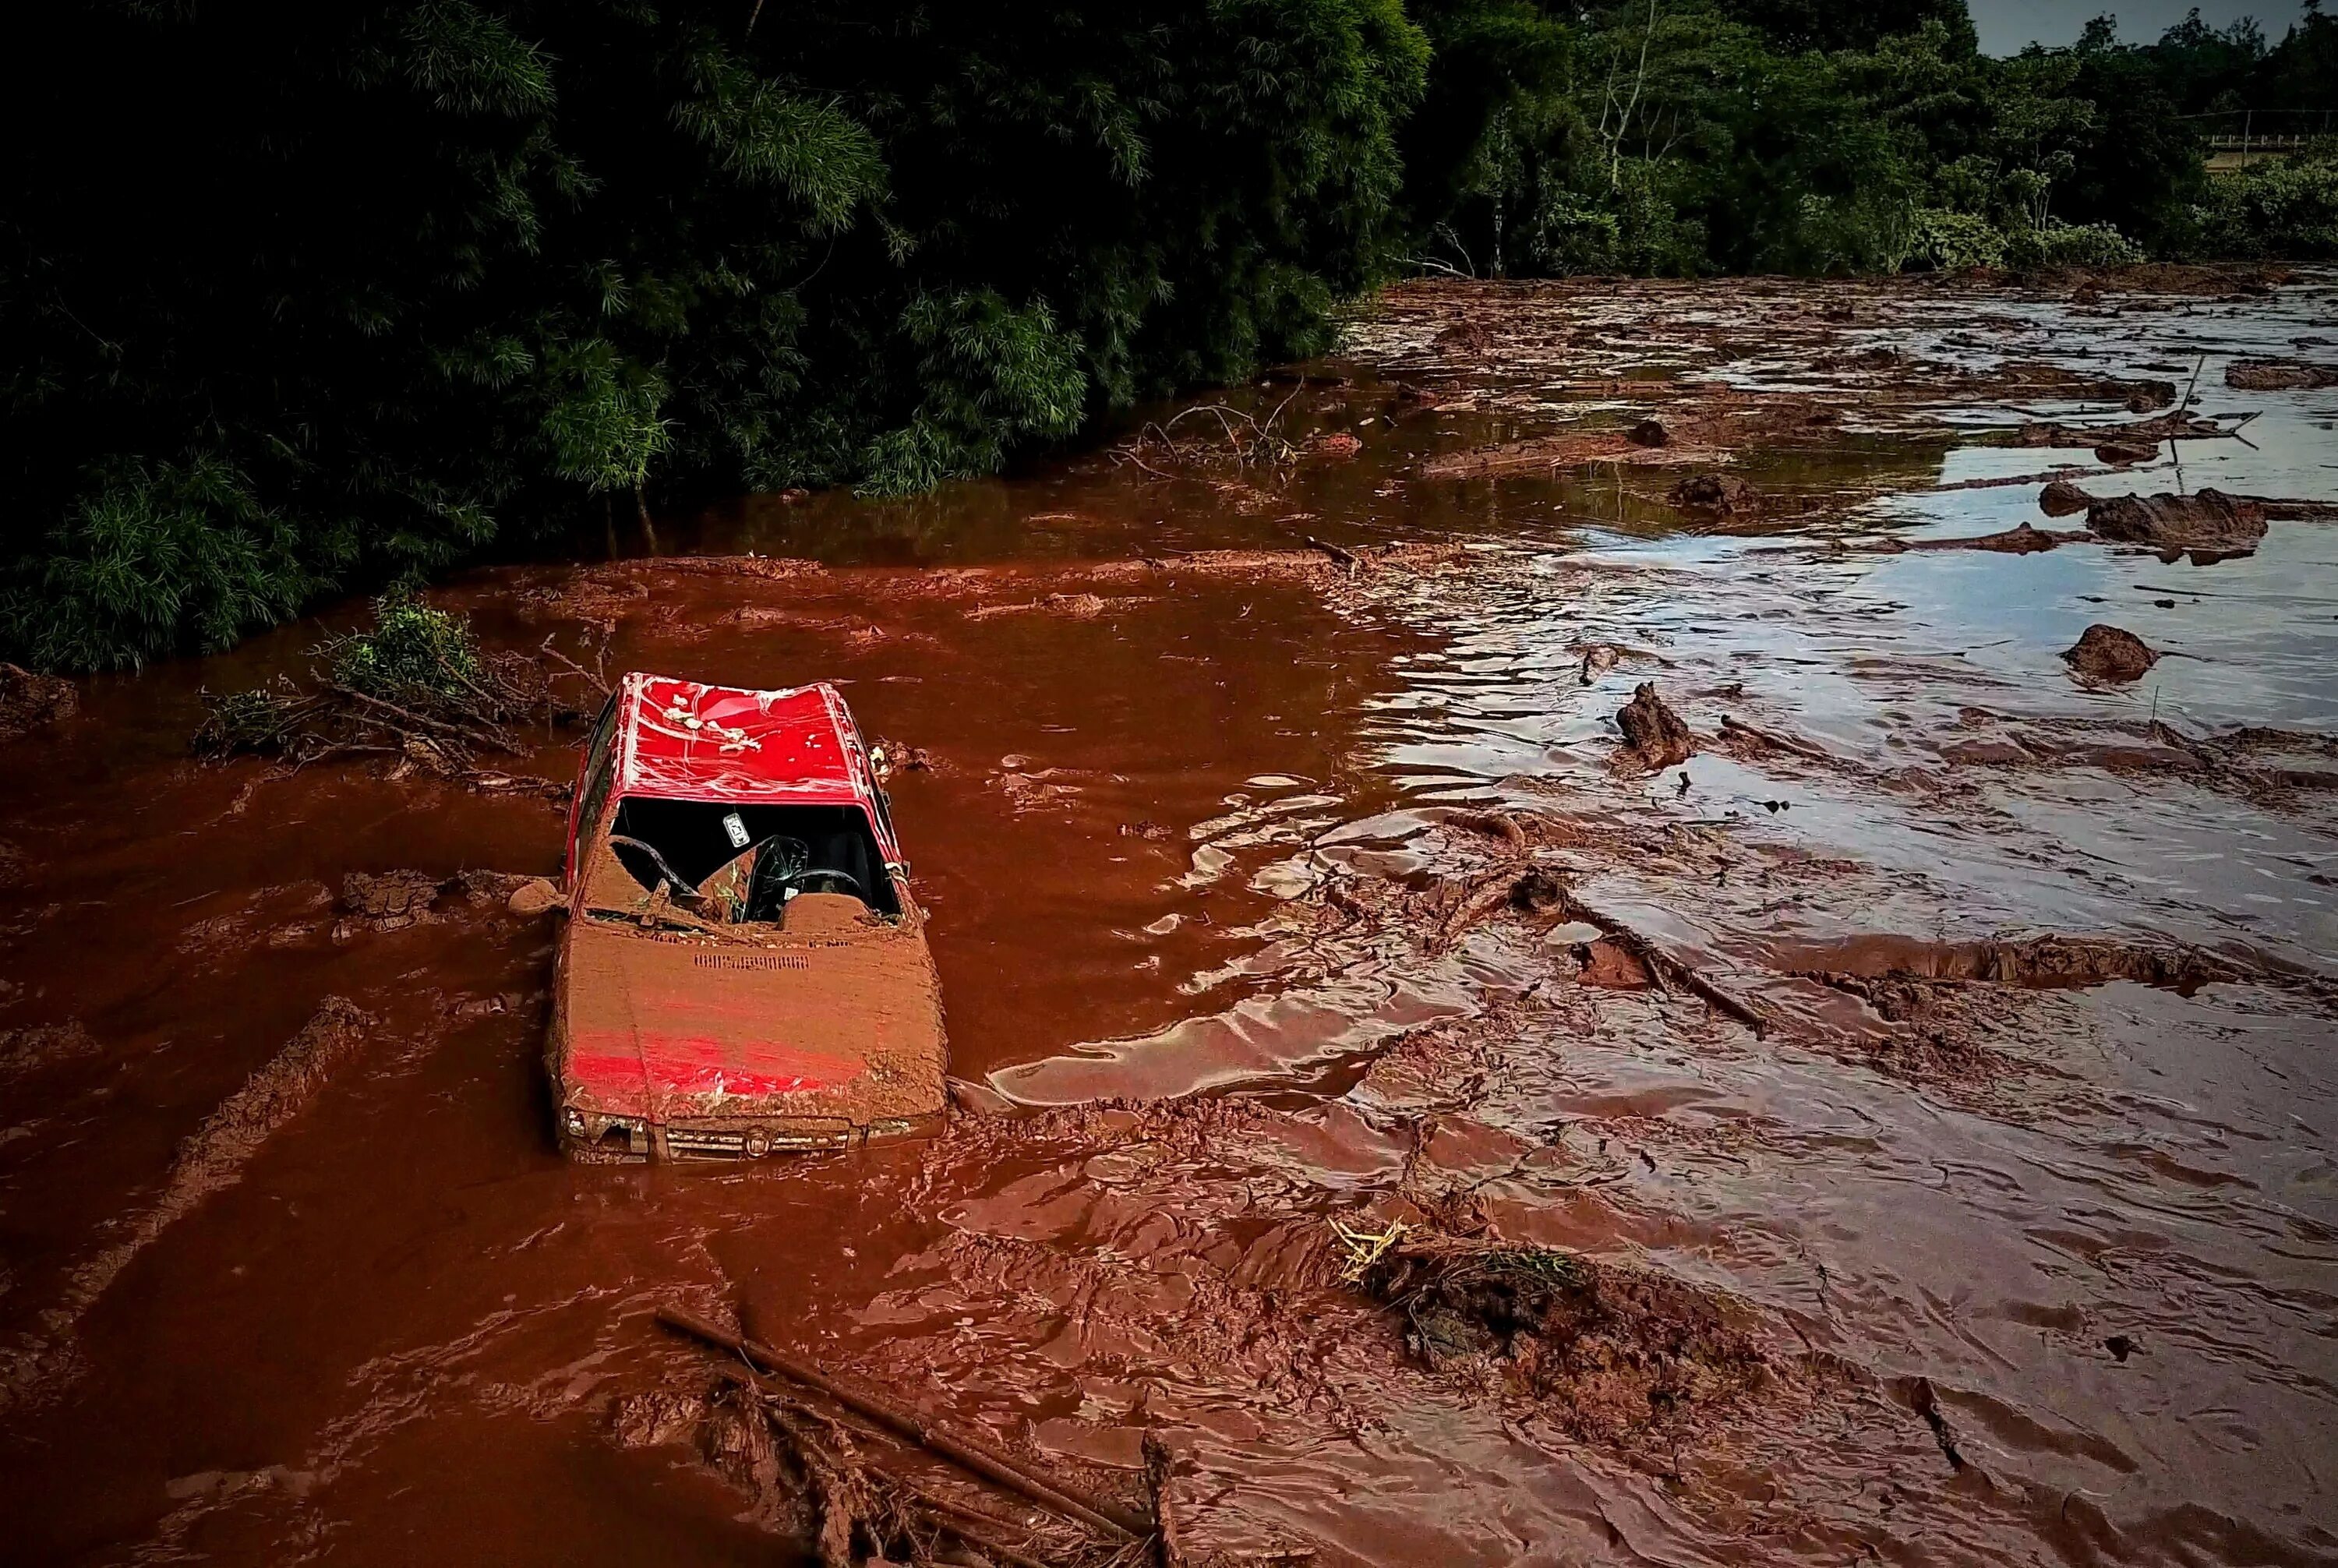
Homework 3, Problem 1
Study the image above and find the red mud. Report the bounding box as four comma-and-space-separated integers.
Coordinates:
3, 270, 2336, 1568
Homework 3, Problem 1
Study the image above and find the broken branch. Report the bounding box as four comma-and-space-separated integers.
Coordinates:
657, 1305, 1149, 1538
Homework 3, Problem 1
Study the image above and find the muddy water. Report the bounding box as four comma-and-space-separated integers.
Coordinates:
4, 269, 2336, 1565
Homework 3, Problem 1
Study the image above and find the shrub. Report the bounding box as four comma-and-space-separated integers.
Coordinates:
2004, 220, 2145, 268
2174, 147, 2338, 260
330, 591, 485, 702
0, 458, 348, 673
1908, 208, 2009, 270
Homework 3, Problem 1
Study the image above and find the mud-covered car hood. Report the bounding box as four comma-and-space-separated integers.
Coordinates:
556, 905, 946, 1126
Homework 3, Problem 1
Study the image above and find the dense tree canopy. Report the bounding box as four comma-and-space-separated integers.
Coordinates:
5, 2, 2333, 670
3, 0, 1425, 668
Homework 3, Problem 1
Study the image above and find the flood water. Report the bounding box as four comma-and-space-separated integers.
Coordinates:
3, 270, 2336, 1565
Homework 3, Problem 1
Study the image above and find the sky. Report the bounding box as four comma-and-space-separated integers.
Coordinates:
1967, 0, 2294, 52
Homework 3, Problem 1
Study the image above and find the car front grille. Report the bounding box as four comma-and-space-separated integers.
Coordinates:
663, 1122, 857, 1159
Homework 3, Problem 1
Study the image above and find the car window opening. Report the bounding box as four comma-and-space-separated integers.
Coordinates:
602, 797, 901, 920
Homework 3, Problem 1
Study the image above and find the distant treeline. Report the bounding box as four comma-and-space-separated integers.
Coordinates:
4, 2, 2333, 670
1402, 1, 2338, 279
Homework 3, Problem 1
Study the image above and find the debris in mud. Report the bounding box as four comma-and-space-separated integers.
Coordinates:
1613, 683, 1694, 771
0, 662, 78, 743
871, 739, 933, 775
1626, 417, 1669, 447
0, 1020, 101, 1084
1113, 398, 1303, 478
1344, 1226, 1778, 1451
2224, 358, 2338, 391
340, 870, 449, 930
2061, 623, 2159, 683
653, 1305, 1160, 1566
2085, 488, 2267, 563
2008, 409, 2227, 449
1510, 866, 1566, 911
2093, 440, 2160, 466
1668, 472, 1758, 517
193, 591, 604, 790
610, 1390, 708, 1450
966, 591, 1115, 622
1718, 715, 1834, 761
1576, 938, 1654, 989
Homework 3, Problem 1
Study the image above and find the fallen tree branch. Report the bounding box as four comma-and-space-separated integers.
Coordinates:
1564, 895, 1771, 1037
658, 1305, 1148, 1538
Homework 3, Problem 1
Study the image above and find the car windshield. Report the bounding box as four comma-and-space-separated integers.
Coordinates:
595, 797, 900, 921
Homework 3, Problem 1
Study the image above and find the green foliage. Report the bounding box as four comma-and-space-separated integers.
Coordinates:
2004, 219, 2146, 270
330, 589, 485, 701
2172, 144, 2338, 260
0, 459, 349, 673
4, 0, 1426, 670
1401, 0, 2338, 283
1909, 207, 2008, 269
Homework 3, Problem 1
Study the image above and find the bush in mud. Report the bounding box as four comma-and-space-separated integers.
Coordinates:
327, 591, 485, 703
193, 683, 305, 759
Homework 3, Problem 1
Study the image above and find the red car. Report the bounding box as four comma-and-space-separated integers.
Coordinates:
548, 673, 947, 1160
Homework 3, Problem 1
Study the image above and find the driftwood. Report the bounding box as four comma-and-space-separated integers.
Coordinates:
1720, 715, 1834, 761
658, 1305, 1150, 1539
1565, 895, 1771, 1037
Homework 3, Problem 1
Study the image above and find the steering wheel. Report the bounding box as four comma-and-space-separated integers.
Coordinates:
795, 867, 867, 897
609, 835, 699, 899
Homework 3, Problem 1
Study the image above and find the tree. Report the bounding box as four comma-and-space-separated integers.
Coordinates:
1, 0, 1426, 669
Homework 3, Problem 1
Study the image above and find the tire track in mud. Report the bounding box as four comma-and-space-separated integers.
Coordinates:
0, 998, 377, 1413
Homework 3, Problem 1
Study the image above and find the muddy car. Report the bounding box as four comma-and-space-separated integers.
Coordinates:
549, 673, 947, 1160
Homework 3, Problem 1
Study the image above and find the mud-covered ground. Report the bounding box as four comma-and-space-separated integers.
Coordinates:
2, 266, 2336, 1566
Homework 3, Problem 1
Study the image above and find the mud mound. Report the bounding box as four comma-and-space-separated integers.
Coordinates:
2085, 489, 2267, 563
1614, 683, 1694, 771
1356, 1231, 1776, 1449
2061, 623, 2158, 683
2039, 479, 2095, 517
1796, 932, 2239, 993
0, 663, 77, 743
2225, 359, 2338, 392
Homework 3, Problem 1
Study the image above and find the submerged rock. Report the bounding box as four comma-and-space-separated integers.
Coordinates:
2061, 623, 2159, 683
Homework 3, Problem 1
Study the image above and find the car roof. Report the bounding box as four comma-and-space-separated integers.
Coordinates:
610, 672, 881, 817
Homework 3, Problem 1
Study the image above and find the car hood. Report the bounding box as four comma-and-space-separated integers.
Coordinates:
557, 901, 946, 1126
